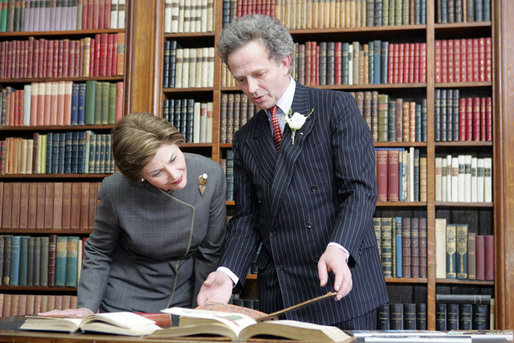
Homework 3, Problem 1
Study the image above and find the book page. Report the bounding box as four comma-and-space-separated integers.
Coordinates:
81, 312, 157, 329
163, 307, 256, 336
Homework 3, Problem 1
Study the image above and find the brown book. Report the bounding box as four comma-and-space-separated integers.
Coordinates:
3, 294, 12, 317
70, 182, 82, 230
48, 235, 57, 287
117, 32, 125, 76
1, 183, 13, 229
88, 182, 99, 229
19, 183, 29, 230
47, 296, 56, 313
53, 182, 63, 230
0, 183, 3, 226
44, 182, 54, 229
35, 183, 46, 230
25, 294, 35, 316
80, 182, 90, 230
27, 183, 37, 229
418, 217, 427, 278
419, 156, 427, 202
410, 217, 420, 278
17, 294, 27, 316
376, 149, 388, 202
61, 183, 72, 230
11, 182, 21, 230
387, 149, 399, 202
484, 235, 494, 280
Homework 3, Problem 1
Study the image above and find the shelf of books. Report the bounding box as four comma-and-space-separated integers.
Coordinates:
0, 0, 128, 317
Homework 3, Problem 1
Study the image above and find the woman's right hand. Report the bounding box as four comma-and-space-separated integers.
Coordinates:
37, 307, 94, 318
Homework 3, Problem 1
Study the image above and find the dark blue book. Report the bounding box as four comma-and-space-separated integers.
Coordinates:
18, 235, 29, 286
368, 41, 375, 84
88, 133, 97, 174
78, 83, 86, 125
46, 132, 54, 174
33, 236, 41, 286
71, 83, 80, 125
380, 41, 389, 84
71, 131, 79, 174
163, 40, 171, 88
58, 132, 66, 174
27, 236, 34, 286
77, 131, 86, 174
225, 149, 234, 201
64, 131, 73, 174
169, 40, 178, 88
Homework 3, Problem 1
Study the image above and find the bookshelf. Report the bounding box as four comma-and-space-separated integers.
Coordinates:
0, 0, 129, 314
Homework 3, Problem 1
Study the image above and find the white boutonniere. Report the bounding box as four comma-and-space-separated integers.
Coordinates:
283, 108, 314, 144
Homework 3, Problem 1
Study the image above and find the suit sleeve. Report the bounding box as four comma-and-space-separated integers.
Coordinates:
329, 92, 378, 265
193, 163, 227, 305
77, 179, 120, 311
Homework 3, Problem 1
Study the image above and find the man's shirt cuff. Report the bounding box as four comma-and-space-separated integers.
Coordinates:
217, 266, 238, 287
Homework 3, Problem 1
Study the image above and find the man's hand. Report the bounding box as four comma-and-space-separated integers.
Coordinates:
317, 246, 353, 301
197, 271, 234, 306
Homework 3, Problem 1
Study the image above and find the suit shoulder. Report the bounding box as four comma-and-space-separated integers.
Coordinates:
184, 153, 223, 175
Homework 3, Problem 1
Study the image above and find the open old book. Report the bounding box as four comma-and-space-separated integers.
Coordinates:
19, 312, 164, 336
150, 306, 355, 342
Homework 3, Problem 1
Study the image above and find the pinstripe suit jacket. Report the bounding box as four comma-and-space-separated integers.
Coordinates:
220, 83, 388, 325
78, 153, 226, 313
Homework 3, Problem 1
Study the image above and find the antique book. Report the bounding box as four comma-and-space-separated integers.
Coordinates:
153, 306, 354, 343
20, 312, 162, 336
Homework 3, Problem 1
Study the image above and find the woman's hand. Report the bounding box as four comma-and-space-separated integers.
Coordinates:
38, 308, 95, 318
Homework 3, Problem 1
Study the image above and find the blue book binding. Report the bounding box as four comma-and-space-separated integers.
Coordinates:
71, 83, 79, 125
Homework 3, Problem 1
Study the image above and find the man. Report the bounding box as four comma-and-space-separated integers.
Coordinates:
198, 14, 388, 329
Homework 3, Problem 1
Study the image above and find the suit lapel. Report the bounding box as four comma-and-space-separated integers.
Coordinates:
247, 110, 277, 186
270, 85, 315, 219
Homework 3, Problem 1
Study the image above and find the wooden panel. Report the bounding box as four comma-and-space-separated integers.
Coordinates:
497, 0, 514, 330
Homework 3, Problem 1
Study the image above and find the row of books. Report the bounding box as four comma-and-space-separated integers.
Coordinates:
219, 150, 234, 201
223, 0, 428, 29
435, 37, 492, 83
434, 155, 492, 203
162, 41, 215, 89
0, 0, 126, 32
294, 41, 427, 86
0, 293, 77, 318
435, 0, 491, 24
377, 303, 427, 330
0, 33, 126, 79
162, 99, 213, 144
0, 235, 84, 289
230, 295, 260, 311
375, 148, 426, 203
1, 131, 115, 175
219, 93, 257, 144
163, 0, 214, 33
435, 90, 492, 142
351, 91, 427, 143
0, 182, 100, 230
435, 218, 494, 281
0, 81, 124, 127
436, 295, 493, 330
374, 217, 427, 278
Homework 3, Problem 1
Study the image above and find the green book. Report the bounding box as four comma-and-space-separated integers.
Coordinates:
0, 0, 8, 32
65, 236, 79, 287
40, 236, 49, 287
95, 81, 104, 125
108, 82, 117, 124
84, 80, 97, 125
55, 236, 68, 287
9, 235, 21, 286
100, 82, 110, 125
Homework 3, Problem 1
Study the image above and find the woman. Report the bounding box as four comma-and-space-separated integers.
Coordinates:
43, 112, 226, 316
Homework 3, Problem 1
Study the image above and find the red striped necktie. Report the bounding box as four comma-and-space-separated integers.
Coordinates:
271, 105, 282, 152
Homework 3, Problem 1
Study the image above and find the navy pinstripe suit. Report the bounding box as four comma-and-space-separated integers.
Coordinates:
220, 83, 388, 325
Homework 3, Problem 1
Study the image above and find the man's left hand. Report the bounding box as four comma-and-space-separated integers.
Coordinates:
317, 246, 353, 300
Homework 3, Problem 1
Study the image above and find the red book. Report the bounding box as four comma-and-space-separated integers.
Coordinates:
99, 33, 108, 76
111, 33, 118, 76
376, 149, 388, 202
476, 234, 485, 280
403, 43, 410, 84
480, 97, 486, 141
305, 42, 311, 86
485, 37, 492, 82
94, 34, 101, 77
106, 33, 113, 76
447, 39, 454, 83
388, 43, 394, 83
440, 40, 447, 83
89, 37, 96, 77
387, 149, 399, 202
392, 43, 399, 83
32, 39, 40, 78
408, 43, 415, 83
466, 38, 473, 82
62, 39, 70, 77
472, 97, 480, 141
47, 40, 54, 78
472, 38, 480, 82
484, 235, 494, 280
434, 40, 441, 83
22, 40, 29, 78
93, 0, 100, 29
419, 43, 426, 83
413, 43, 420, 83
55, 40, 62, 78
397, 43, 404, 83
459, 98, 466, 140
466, 97, 473, 140
460, 38, 467, 82
453, 39, 461, 83
486, 97, 492, 141
478, 37, 486, 82
334, 42, 342, 85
